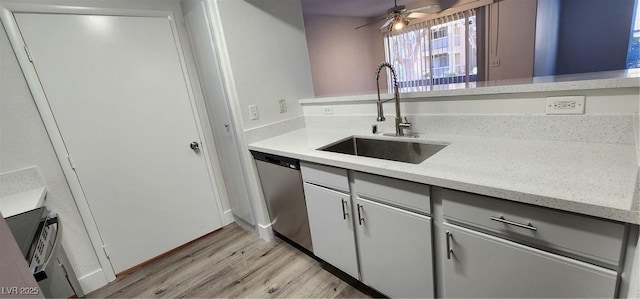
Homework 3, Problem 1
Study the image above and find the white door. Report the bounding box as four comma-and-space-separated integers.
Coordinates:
303, 183, 359, 278
355, 197, 434, 298
183, 2, 254, 224
14, 13, 223, 273
442, 223, 618, 298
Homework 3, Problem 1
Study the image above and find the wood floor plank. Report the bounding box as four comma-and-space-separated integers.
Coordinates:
87, 223, 370, 298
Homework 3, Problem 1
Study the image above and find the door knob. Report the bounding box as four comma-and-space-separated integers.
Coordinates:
190, 141, 200, 151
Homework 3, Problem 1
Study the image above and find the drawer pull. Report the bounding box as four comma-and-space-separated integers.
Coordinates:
490, 216, 538, 231
341, 199, 349, 220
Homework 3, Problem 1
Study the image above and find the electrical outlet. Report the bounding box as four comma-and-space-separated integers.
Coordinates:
278, 98, 287, 113
323, 106, 333, 114
491, 59, 501, 67
545, 96, 585, 115
248, 105, 259, 120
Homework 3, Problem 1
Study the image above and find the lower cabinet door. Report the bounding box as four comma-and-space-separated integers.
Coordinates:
303, 183, 359, 278
442, 223, 618, 298
355, 197, 434, 298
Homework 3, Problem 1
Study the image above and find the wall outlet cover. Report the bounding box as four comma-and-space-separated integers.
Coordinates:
545, 96, 585, 115
323, 106, 333, 114
278, 99, 287, 113
249, 105, 259, 120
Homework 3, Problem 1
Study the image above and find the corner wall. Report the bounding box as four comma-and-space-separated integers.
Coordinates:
204, 0, 316, 239
215, 0, 314, 130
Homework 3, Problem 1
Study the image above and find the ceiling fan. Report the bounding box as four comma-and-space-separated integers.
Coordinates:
356, 0, 441, 31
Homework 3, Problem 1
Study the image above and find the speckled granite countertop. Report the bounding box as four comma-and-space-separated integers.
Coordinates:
249, 129, 640, 224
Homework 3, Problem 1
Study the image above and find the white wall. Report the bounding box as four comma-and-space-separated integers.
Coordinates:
0, 21, 101, 282
303, 14, 384, 97
216, 0, 314, 130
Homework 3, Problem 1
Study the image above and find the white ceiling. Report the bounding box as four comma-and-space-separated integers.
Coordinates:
300, 0, 435, 18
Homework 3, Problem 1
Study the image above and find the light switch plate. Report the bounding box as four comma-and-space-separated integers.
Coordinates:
545, 96, 585, 115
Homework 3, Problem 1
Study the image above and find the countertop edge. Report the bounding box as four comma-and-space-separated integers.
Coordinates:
299, 76, 640, 105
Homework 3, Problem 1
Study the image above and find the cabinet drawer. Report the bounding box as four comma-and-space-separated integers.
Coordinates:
354, 171, 430, 214
440, 188, 625, 267
443, 223, 618, 298
300, 162, 349, 192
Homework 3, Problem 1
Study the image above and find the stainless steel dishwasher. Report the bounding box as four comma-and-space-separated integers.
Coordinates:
251, 151, 312, 252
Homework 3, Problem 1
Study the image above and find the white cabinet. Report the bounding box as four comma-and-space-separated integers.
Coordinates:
303, 182, 359, 278
442, 223, 618, 298
355, 197, 434, 298
438, 187, 624, 298
300, 162, 435, 298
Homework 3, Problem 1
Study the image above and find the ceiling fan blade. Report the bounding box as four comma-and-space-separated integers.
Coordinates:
355, 16, 388, 30
407, 4, 441, 13
379, 18, 394, 30
407, 12, 429, 19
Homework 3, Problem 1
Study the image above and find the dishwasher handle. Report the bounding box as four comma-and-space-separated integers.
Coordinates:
251, 151, 300, 170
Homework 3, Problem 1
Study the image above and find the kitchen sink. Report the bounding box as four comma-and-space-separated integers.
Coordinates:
318, 136, 448, 164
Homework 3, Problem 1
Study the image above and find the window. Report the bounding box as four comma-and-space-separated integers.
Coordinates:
627, 0, 640, 68
385, 10, 477, 92
431, 27, 447, 39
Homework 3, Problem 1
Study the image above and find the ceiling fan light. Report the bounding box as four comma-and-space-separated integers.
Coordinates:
392, 18, 409, 31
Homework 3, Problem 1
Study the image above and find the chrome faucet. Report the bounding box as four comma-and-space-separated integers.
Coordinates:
375, 62, 415, 137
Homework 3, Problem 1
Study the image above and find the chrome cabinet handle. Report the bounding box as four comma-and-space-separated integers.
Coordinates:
446, 231, 453, 260
341, 199, 348, 220
190, 141, 200, 151
490, 216, 538, 231
357, 204, 364, 225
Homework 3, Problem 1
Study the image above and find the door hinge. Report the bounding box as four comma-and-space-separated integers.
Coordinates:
102, 245, 111, 259
24, 45, 33, 63
67, 155, 76, 170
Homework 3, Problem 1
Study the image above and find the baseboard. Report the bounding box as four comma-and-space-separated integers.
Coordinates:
78, 268, 110, 295
222, 209, 235, 225
257, 222, 274, 241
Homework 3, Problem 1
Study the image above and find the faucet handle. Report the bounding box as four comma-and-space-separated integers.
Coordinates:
399, 117, 412, 129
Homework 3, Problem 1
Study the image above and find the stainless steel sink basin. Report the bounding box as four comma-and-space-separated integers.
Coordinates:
319, 136, 447, 164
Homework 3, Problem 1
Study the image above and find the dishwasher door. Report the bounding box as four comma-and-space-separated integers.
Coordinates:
253, 153, 312, 252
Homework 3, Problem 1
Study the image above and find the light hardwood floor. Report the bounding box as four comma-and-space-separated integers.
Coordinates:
87, 223, 372, 298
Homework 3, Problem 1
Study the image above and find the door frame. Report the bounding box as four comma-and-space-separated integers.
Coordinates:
0, 1, 230, 284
